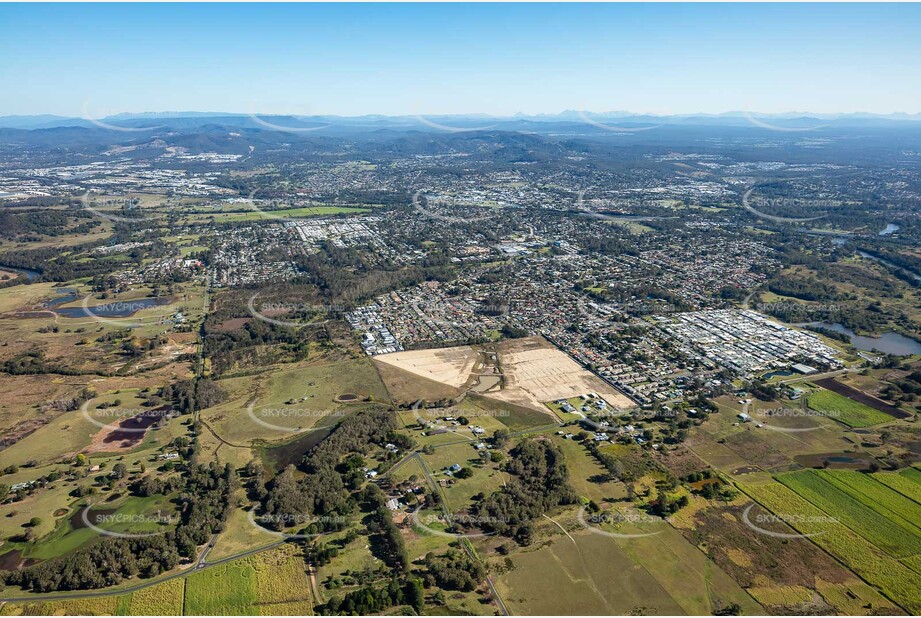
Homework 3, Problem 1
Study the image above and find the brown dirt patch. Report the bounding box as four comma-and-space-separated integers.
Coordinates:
483, 336, 634, 413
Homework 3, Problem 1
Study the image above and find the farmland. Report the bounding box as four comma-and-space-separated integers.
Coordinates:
745, 480, 921, 613
184, 547, 312, 615
776, 469, 921, 558
805, 389, 894, 428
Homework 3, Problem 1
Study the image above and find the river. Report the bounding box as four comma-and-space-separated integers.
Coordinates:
0, 264, 40, 282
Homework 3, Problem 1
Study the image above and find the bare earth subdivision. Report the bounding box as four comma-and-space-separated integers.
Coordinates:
374, 336, 635, 415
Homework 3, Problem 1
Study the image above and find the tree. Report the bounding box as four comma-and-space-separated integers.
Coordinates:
111, 463, 128, 480
405, 578, 425, 615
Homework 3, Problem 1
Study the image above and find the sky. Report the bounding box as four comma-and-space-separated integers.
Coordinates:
1, 2, 920, 118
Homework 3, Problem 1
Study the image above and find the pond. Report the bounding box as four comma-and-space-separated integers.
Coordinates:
879, 223, 900, 236
807, 322, 921, 356
55, 297, 171, 318
45, 288, 79, 307
761, 369, 794, 380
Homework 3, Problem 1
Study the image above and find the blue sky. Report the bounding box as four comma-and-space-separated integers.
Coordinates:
1, 3, 919, 117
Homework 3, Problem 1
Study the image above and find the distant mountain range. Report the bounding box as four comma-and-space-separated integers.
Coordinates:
1, 110, 919, 131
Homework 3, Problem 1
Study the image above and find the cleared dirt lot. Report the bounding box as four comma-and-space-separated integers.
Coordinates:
375, 337, 635, 414
485, 337, 634, 413
373, 346, 479, 390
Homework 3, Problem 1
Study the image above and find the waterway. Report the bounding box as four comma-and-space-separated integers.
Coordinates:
0, 264, 40, 281
807, 322, 921, 356
54, 297, 170, 318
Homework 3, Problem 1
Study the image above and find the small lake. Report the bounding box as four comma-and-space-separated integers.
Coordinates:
880, 223, 900, 236
808, 322, 921, 356
56, 297, 170, 318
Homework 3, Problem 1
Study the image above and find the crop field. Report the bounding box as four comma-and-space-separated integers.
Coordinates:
819, 470, 921, 532
806, 388, 897, 428
3, 548, 310, 616
903, 466, 921, 485
777, 470, 921, 558
251, 545, 314, 615
744, 480, 921, 613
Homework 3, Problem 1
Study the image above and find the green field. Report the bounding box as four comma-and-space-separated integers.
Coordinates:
494, 529, 685, 615
777, 469, 921, 558
820, 470, 921, 532
185, 560, 259, 615
745, 480, 921, 613
873, 469, 921, 504
805, 389, 893, 428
